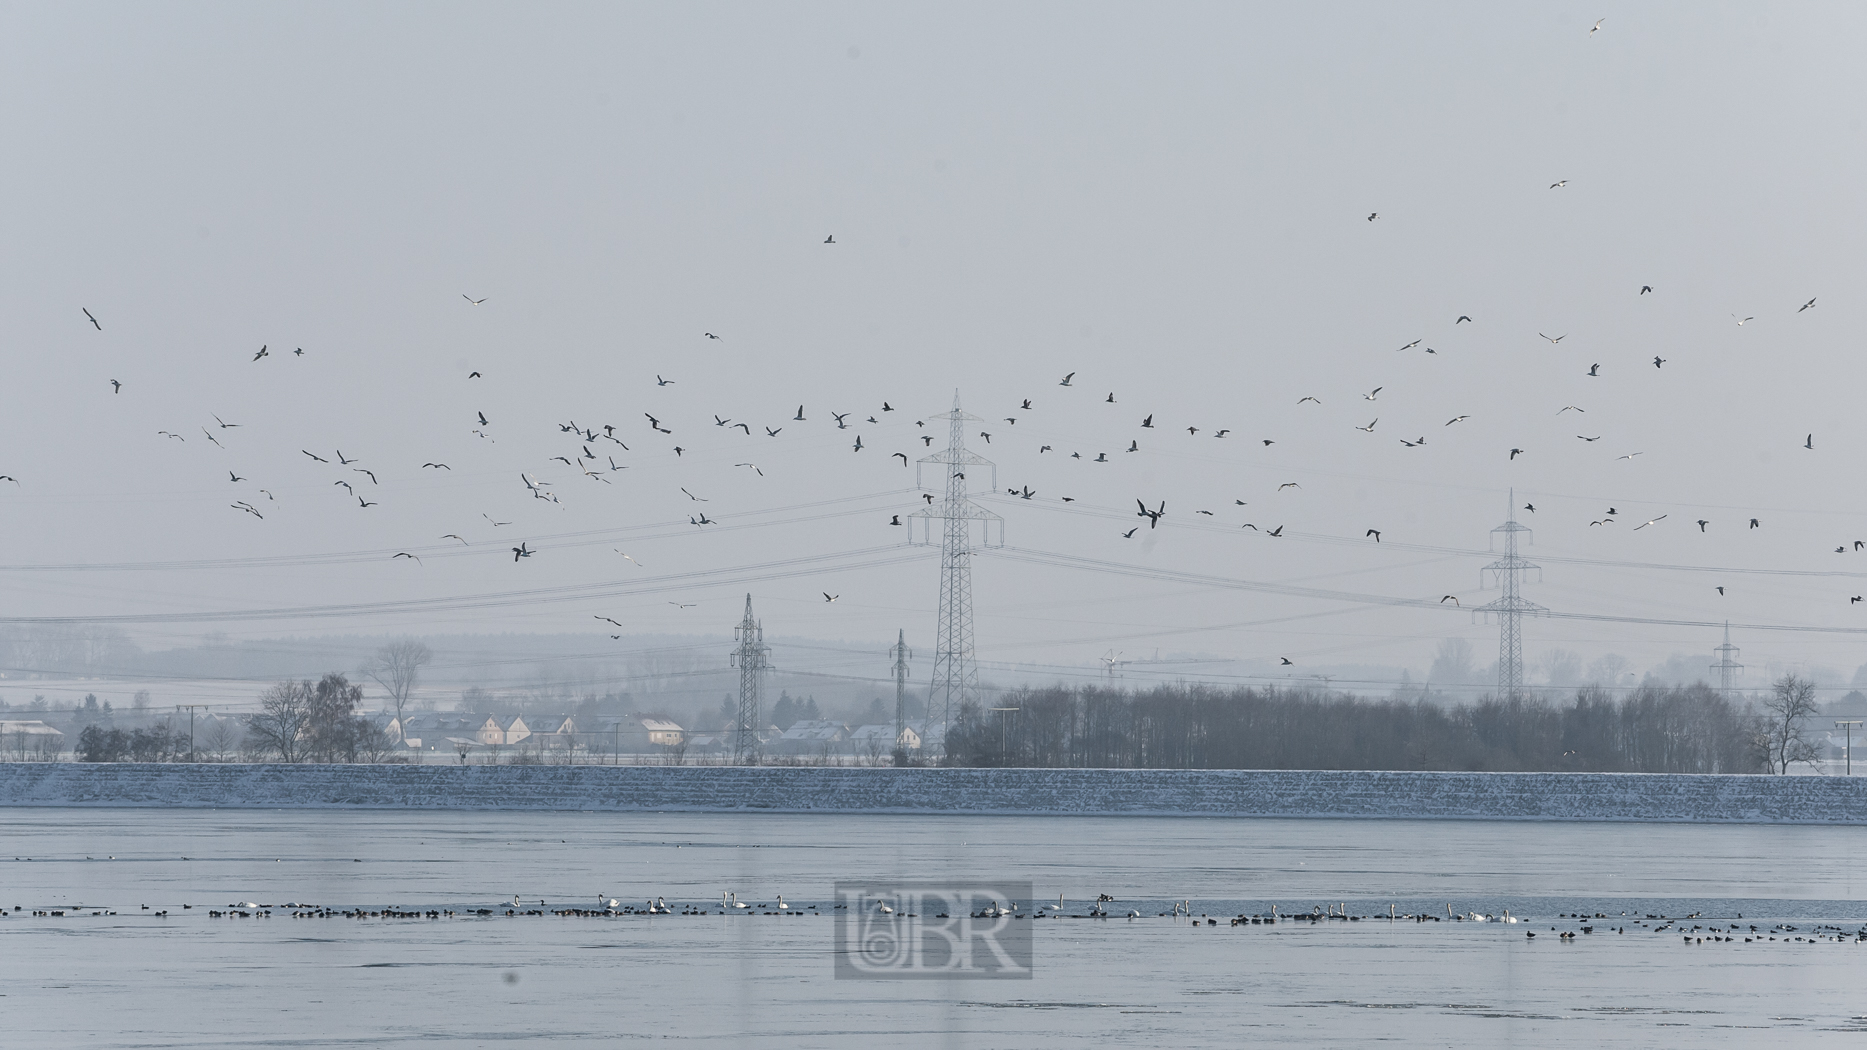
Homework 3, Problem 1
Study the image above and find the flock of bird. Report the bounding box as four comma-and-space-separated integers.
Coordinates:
29, 14, 1859, 653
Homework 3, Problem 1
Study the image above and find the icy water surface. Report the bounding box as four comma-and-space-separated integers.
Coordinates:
5, 809, 1867, 1047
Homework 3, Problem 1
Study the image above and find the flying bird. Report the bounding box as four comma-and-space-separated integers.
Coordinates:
463, 295, 486, 304
1733, 315, 1753, 326
1716, 586, 1725, 595
822, 593, 839, 603
1509, 449, 1523, 459
483, 515, 511, 526
1634, 514, 1667, 530
1578, 435, 1600, 441
1297, 396, 1320, 405
1805, 434, 1814, 450
1355, 419, 1378, 432
334, 480, 353, 494
214, 415, 239, 428
422, 462, 450, 469
1397, 339, 1421, 352
1366, 529, 1381, 542
201, 428, 222, 447
354, 468, 377, 483
1586, 364, 1599, 376
1367, 212, 1377, 221
1141, 414, 1154, 428
159, 431, 183, 441
1653, 356, 1666, 368
832, 412, 850, 429
1278, 483, 1300, 491
668, 602, 696, 609
1799, 297, 1817, 312
1617, 452, 1642, 460
892, 452, 907, 465
596, 616, 624, 627
1060, 372, 1075, 387
228, 471, 245, 483
512, 543, 533, 561
1749, 519, 1760, 529
823, 234, 834, 244
656, 375, 674, 386
1640, 285, 1652, 294
615, 552, 642, 565
1558, 406, 1583, 414
765, 427, 782, 437
1364, 387, 1381, 401
1550, 180, 1568, 189
1106, 393, 1116, 403
1445, 415, 1469, 426
442, 534, 468, 545
1122, 527, 1138, 538
1590, 17, 1605, 34
1456, 315, 1472, 324
852, 436, 863, 452
1136, 500, 1165, 528
393, 552, 421, 564
1697, 520, 1709, 532
1440, 595, 1459, 606
1523, 504, 1535, 513
1539, 333, 1565, 344
231, 502, 262, 519
1281, 657, 1294, 665
681, 487, 707, 501
110, 379, 120, 393
889, 515, 902, 526
252, 346, 269, 361
704, 333, 721, 340
737, 463, 766, 476
83, 308, 101, 330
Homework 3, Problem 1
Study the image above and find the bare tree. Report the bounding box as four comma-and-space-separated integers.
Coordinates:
1759, 674, 1823, 774
202, 717, 237, 763
361, 640, 432, 744
245, 680, 314, 763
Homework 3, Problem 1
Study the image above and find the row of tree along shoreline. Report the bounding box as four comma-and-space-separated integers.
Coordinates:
11, 674, 1831, 774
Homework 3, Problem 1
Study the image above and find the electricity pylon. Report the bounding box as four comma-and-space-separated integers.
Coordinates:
1477, 491, 1546, 701
1711, 623, 1743, 697
730, 593, 770, 764
910, 393, 1002, 758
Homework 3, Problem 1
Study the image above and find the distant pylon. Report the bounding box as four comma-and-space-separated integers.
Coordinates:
1711, 622, 1743, 697
729, 593, 770, 765
1477, 490, 1547, 701
910, 393, 1003, 758
890, 629, 912, 765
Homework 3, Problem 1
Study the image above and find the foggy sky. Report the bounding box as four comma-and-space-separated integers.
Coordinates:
4, 2, 1866, 695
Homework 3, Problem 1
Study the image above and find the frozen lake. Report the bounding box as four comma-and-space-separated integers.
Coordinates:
5, 809, 1867, 1047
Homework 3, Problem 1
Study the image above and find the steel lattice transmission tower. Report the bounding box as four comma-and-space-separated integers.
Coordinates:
1711, 622, 1744, 697
729, 592, 770, 765
890, 629, 912, 766
910, 393, 1002, 758
1477, 491, 1547, 701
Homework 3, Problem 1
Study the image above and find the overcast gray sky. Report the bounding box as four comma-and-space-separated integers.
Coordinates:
4, 2, 1866, 690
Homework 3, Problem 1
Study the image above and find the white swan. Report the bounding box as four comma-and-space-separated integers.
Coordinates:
776, 895, 788, 910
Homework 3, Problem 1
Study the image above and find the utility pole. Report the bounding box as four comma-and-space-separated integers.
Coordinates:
910, 393, 1002, 760
890, 630, 912, 766
175, 704, 209, 762
1838, 720, 1862, 776
1477, 490, 1546, 702
1711, 623, 1744, 698
730, 593, 770, 765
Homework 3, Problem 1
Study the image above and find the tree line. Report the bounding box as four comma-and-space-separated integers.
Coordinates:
945, 680, 1805, 773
